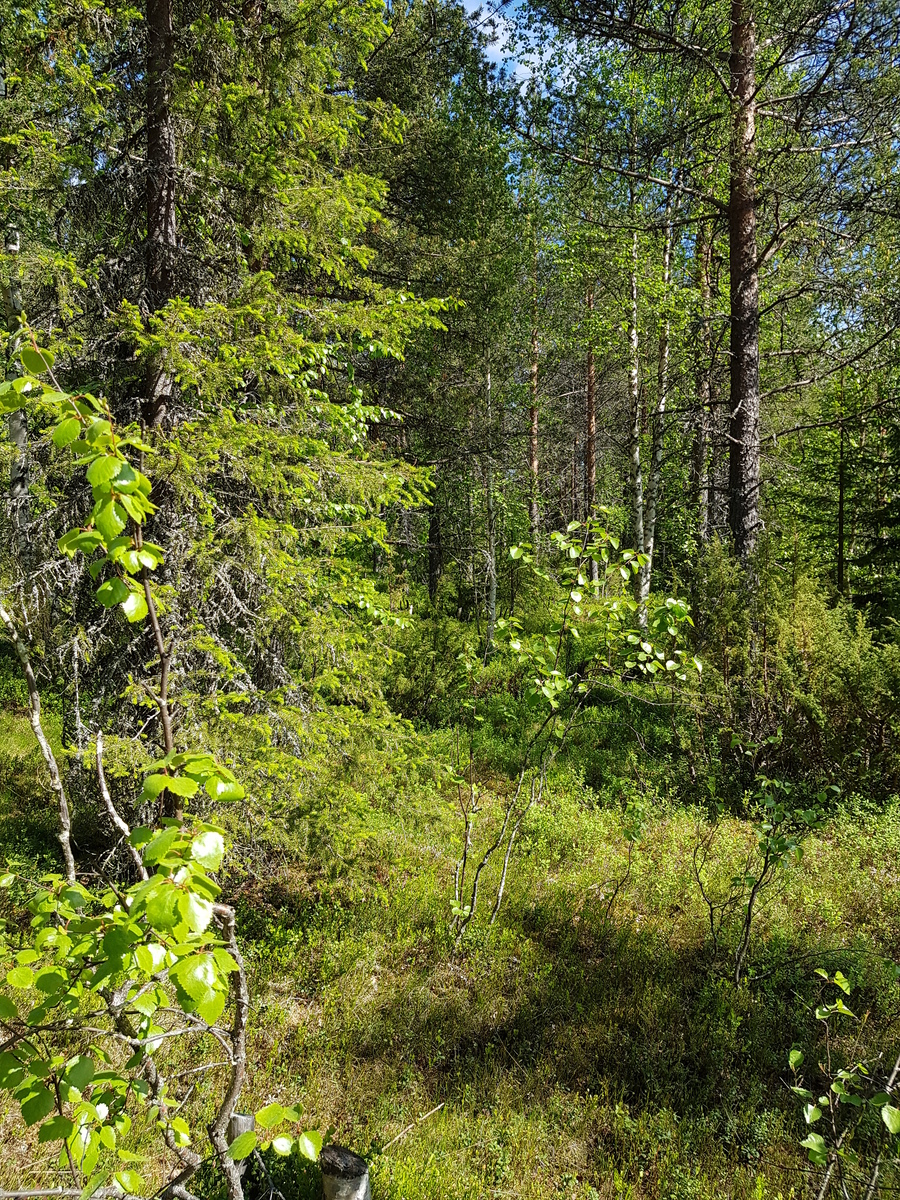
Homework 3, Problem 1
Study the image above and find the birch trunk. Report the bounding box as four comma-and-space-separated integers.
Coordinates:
727, 0, 761, 562
483, 365, 497, 658
627, 229, 645, 623
0, 599, 76, 883
528, 252, 540, 541
639, 212, 672, 609
585, 286, 600, 587
692, 218, 714, 544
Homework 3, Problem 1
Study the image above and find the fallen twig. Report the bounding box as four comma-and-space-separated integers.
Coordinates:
382, 1101, 446, 1152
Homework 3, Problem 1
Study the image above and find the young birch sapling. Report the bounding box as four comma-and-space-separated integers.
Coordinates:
0, 336, 321, 1199
451, 519, 700, 940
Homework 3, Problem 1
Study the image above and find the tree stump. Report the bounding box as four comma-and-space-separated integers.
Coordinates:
320, 1144, 371, 1200
227, 1112, 256, 1180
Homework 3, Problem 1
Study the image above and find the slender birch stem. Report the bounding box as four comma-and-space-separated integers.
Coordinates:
96, 731, 148, 880
0, 599, 75, 883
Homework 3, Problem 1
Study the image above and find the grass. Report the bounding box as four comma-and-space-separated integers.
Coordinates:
223, 772, 900, 1200
0, 711, 898, 1198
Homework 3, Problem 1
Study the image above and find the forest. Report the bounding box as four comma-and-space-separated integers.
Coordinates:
0, 0, 898, 1195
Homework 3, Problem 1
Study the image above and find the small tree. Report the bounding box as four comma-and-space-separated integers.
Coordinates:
0, 337, 320, 1198
451, 517, 700, 940
789, 969, 900, 1199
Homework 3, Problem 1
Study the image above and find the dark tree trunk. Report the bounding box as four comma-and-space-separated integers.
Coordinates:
584, 286, 596, 519
428, 501, 443, 601
727, 0, 761, 562
837, 390, 846, 595
145, 0, 176, 427
3, 232, 29, 560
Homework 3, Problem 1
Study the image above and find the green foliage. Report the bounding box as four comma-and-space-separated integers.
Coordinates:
0, 827, 227, 1188
0, 333, 321, 1194
790, 970, 900, 1188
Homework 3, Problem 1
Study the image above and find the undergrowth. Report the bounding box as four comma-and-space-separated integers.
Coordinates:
0, 705, 898, 1198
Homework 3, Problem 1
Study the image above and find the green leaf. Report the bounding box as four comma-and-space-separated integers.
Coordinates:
143, 885, 182, 932
142, 826, 181, 863
0, 1051, 25, 1087
95, 500, 126, 542
96, 578, 130, 608
21, 346, 54, 374
139, 774, 171, 800
59, 529, 104, 556
182, 892, 214, 934
0, 995, 18, 1021
256, 1103, 287, 1130
833, 970, 851, 995
882, 1105, 900, 1135
190, 831, 225, 870
800, 1132, 827, 1165
297, 1130, 322, 1161
789, 1049, 803, 1070
122, 589, 148, 623
138, 544, 164, 569
804, 1103, 822, 1124
170, 954, 217, 1003
193, 988, 226, 1025
64, 1055, 95, 1090
112, 462, 140, 492
272, 1135, 293, 1156
6, 966, 34, 989
170, 1116, 191, 1146
162, 775, 200, 798
52, 418, 81, 448
34, 970, 66, 995
207, 778, 245, 802
86, 455, 124, 486
20, 1084, 55, 1125
114, 1169, 145, 1194
227, 1130, 258, 1160
38, 1114, 74, 1142
212, 948, 239, 974
134, 943, 167, 976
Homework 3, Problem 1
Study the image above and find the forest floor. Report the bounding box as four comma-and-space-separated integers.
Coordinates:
1, 716, 899, 1199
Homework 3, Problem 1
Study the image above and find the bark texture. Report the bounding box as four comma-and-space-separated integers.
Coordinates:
528, 249, 540, 540
627, 230, 646, 620
727, 0, 761, 561
145, 0, 177, 427
3, 231, 29, 561
0, 600, 76, 883
639, 213, 672, 607
692, 218, 714, 544
584, 286, 596, 518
